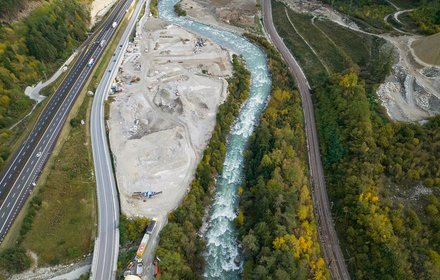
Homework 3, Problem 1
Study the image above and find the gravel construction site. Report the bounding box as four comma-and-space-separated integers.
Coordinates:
108, 17, 232, 219
281, 0, 440, 122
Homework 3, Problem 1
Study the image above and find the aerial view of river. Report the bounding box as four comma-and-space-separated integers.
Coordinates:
159, 1, 272, 278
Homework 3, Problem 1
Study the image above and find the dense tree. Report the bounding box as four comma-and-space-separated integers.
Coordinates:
314, 72, 440, 279
239, 34, 329, 279
0, 0, 90, 170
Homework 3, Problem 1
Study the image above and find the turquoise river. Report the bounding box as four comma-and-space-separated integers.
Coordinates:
159, 1, 271, 278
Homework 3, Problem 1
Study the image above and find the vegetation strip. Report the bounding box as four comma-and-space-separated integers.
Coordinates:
238, 34, 329, 279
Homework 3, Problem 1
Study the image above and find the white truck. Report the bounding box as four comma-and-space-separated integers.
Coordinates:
100, 39, 106, 47
87, 58, 95, 67
136, 259, 143, 276
112, 21, 118, 28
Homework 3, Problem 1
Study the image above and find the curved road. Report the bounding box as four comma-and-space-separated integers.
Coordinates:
262, 0, 350, 279
89, 0, 146, 279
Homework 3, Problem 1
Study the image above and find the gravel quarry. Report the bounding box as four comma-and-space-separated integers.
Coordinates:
108, 17, 232, 219
280, 0, 440, 122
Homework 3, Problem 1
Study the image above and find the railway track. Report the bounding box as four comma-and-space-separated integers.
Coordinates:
262, 0, 350, 279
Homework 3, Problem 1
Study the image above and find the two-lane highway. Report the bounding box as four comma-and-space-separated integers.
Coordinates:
262, 0, 350, 279
0, 0, 132, 243
90, 0, 146, 279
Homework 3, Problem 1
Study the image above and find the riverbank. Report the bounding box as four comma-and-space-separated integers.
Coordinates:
155, 0, 271, 278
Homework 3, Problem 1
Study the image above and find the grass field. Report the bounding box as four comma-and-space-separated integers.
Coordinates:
21, 95, 96, 266
272, 0, 389, 85
389, 0, 420, 9
271, 1, 324, 85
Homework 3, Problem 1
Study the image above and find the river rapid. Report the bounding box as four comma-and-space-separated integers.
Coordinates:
159, 1, 271, 278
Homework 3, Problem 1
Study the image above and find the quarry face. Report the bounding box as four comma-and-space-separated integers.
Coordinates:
108, 18, 232, 218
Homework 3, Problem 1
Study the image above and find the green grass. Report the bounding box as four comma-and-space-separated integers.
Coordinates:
388, 0, 421, 9
21, 96, 95, 266
284, 8, 352, 73
272, 0, 390, 86
150, 0, 158, 17
272, 0, 324, 85
313, 20, 372, 67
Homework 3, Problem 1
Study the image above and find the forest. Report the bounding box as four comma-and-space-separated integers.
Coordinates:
155, 55, 251, 279
272, 1, 440, 278
0, 0, 89, 169
239, 34, 329, 280
315, 72, 440, 279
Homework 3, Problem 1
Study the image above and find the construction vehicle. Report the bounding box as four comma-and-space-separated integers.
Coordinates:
127, 261, 134, 269
154, 257, 160, 277
136, 233, 150, 258
146, 218, 157, 234
131, 191, 163, 200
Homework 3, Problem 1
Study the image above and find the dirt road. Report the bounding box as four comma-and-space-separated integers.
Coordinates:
262, 0, 350, 279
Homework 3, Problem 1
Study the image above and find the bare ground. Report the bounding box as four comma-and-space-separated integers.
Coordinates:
109, 17, 232, 220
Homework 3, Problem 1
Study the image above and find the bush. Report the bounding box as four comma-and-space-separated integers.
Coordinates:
0, 247, 31, 273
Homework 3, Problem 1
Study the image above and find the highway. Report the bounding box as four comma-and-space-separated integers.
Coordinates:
89, 0, 147, 279
262, 0, 350, 279
0, 0, 131, 245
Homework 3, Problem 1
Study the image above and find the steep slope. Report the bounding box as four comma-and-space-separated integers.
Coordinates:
412, 32, 440, 66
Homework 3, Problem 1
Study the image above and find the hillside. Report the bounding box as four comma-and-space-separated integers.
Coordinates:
273, 1, 440, 278
322, 0, 440, 34
412, 33, 440, 66
0, 0, 90, 170
0, 0, 41, 22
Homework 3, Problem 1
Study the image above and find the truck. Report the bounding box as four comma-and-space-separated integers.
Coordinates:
112, 21, 118, 28
87, 58, 95, 67
136, 233, 150, 258
100, 39, 106, 47
131, 191, 162, 199
146, 218, 157, 234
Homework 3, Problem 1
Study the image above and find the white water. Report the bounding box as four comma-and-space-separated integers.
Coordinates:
159, 1, 271, 278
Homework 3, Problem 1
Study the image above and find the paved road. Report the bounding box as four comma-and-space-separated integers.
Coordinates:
89, 0, 146, 279
0, 0, 130, 244
262, 0, 350, 279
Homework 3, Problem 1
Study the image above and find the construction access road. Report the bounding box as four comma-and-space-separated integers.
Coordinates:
0, 0, 132, 244
262, 0, 350, 279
